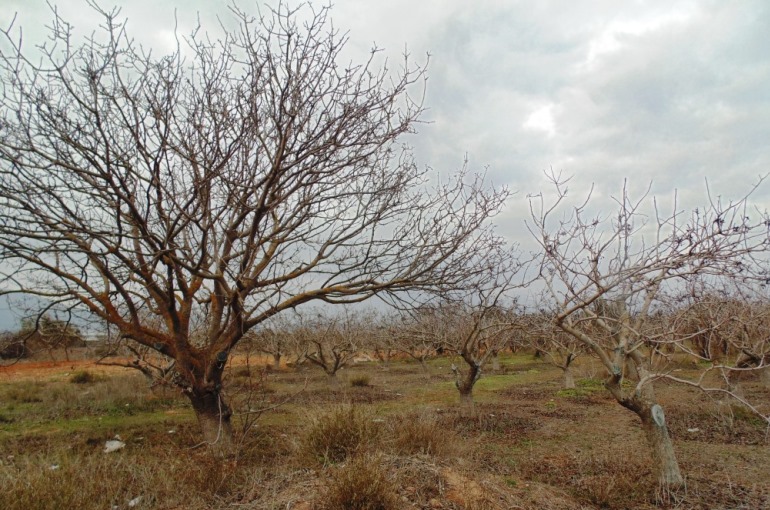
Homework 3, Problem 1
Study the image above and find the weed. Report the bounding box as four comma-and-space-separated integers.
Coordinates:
389, 412, 450, 456
518, 452, 655, 508
301, 405, 382, 465
350, 375, 371, 387
69, 370, 98, 384
323, 454, 398, 510
576, 378, 604, 390
6, 384, 44, 403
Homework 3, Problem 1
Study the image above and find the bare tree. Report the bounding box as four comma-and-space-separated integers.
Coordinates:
396, 305, 452, 373
673, 281, 770, 390
0, 3, 509, 455
525, 309, 586, 389
247, 314, 297, 371
301, 309, 364, 386
17, 315, 85, 361
403, 276, 520, 412
529, 173, 770, 490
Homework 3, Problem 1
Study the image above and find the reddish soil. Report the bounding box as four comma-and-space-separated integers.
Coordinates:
0, 357, 126, 381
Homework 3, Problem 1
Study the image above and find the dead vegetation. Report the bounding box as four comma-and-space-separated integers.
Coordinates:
1, 353, 768, 509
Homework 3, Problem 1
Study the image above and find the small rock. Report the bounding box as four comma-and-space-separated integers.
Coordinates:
127, 496, 142, 507
49, 464, 60, 470
104, 440, 126, 453
687, 427, 700, 433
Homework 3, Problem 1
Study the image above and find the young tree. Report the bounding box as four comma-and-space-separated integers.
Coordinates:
0, 3, 509, 455
301, 310, 364, 386
529, 174, 770, 489
405, 281, 519, 412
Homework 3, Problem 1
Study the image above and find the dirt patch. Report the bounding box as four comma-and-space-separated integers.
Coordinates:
0, 358, 128, 381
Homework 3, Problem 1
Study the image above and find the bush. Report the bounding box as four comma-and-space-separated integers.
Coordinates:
349, 375, 370, 387
69, 370, 98, 384
390, 413, 450, 456
301, 406, 382, 465
323, 455, 398, 510
0, 338, 28, 359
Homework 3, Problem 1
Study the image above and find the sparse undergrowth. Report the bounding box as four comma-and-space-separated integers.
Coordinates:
300, 405, 384, 465
1, 353, 768, 509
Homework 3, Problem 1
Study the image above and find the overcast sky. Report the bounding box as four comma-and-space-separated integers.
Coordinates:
1, 1, 769, 328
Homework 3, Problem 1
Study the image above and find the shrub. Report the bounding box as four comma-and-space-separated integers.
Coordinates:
0, 339, 28, 359
323, 455, 398, 510
390, 413, 449, 456
301, 406, 382, 465
349, 375, 370, 387
69, 370, 97, 384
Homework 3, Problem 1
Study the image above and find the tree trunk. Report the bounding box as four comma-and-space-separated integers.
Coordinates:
639, 402, 683, 489
272, 352, 281, 370
453, 360, 480, 415
326, 371, 339, 389
562, 365, 575, 389
491, 353, 501, 372
188, 389, 235, 458
616, 386, 683, 490
459, 387, 475, 415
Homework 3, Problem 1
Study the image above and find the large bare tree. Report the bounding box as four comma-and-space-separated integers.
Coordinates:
0, 4, 509, 455
529, 173, 770, 490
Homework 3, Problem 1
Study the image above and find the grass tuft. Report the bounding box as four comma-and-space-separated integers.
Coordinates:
350, 375, 371, 387
389, 412, 450, 456
69, 370, 98, 384
300, 405, 382, 465
323, 454, 398, 510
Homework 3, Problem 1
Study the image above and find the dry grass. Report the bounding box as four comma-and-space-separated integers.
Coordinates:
1, 354, 768, 509
388, 411, 453, 456
322, 454, 399, 510
300, 405, 384, 465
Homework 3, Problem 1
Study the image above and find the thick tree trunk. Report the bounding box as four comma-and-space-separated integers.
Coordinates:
615, 386, 683, 489
188, 389, 235, 458
272, 352, 281, 370
639, 403, 683, 488
453, 359, 480, 415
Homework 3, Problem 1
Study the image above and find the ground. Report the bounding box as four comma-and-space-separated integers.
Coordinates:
0, 351, 767, 509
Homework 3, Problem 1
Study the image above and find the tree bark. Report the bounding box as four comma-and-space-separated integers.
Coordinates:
272, 353, 282, 370
459, 387, 475, 415
326, 371, 340, 389
491, 353, 501, 372
454, 360, 481, 415
562, 366, 575, 389
615, 387, 683, 489
639, 403, 683, 488
188, 389, 235, 458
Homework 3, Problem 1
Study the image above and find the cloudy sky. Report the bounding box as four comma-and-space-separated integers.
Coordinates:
1, 0, 769, 328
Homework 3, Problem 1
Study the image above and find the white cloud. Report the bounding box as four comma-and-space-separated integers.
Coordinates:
523, 104, 557, 137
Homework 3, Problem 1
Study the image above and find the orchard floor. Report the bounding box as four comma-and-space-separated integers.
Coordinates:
0, 353, 768, 509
